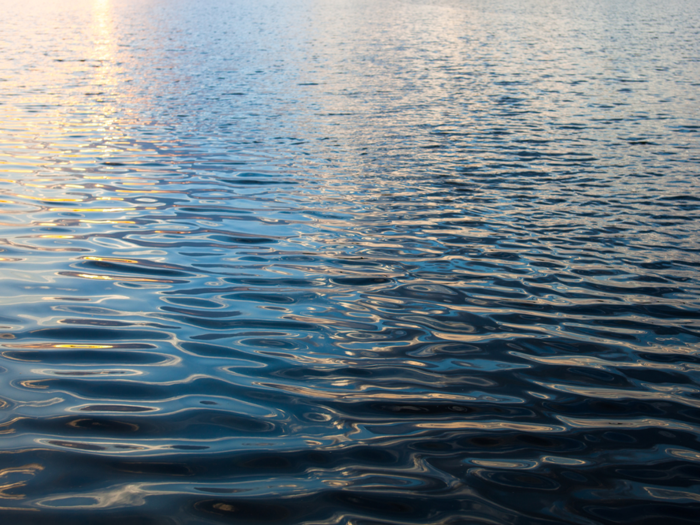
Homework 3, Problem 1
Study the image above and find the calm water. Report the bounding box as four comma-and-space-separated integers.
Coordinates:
0, 0, 699, 523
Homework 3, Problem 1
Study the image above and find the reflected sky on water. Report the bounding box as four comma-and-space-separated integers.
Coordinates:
0, 1, 699, 524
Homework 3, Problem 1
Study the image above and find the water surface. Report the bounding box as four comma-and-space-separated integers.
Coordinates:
0, 1, 699, 523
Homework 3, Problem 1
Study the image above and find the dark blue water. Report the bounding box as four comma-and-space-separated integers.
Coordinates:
1, 0, 699, 523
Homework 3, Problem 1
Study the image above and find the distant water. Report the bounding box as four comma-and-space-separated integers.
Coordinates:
0, 0, 699, 523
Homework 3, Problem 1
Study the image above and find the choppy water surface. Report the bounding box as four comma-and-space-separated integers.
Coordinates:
1, 0, 699, 523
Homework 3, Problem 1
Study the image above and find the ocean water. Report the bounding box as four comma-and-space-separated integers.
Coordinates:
0, 0, 699, 523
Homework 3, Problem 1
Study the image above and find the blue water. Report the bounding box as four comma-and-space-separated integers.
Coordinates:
1, 0, 699, 523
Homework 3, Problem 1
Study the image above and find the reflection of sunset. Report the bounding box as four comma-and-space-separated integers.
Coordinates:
0, 1, 698, 522
91, 0, 119, 121
93, 0, 114, 59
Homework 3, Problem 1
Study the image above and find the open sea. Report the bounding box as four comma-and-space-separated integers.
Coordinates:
0, 0, 699, 523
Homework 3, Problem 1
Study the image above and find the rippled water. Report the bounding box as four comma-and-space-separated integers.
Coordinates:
1, 0, 699, 523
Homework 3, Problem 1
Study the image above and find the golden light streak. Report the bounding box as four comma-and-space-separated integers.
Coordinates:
84, 256, 139, 263
79, 220, 135, 224
55, 344, 114, 349
48, 207, 136, 212
16, 195, 84, 202
71, 273, 170, 282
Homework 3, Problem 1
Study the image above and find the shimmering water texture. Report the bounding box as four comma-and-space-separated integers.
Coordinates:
1, 0, 699, 523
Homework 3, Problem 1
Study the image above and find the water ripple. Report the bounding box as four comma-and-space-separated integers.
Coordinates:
0, 0, 699, 523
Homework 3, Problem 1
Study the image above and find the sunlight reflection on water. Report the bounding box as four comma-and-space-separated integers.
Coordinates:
0, 0, 699, 523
